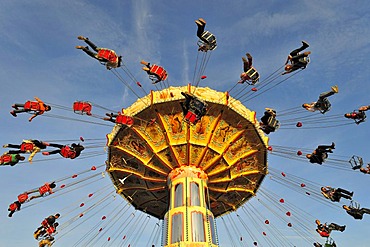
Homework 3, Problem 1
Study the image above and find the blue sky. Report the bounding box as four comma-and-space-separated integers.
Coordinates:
1, 0, 370, 246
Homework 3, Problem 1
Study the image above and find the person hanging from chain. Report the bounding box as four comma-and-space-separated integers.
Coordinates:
10, 97, 51, 122
140, 60, 168, 84
8, 201, 22, 217
25, 182, 57, 201
239, 52, 259, 85
34, 213, 60, 240
3, 139, 49, 163
42, 143, 84, 159
343, 202, 370, 220
180, 92, 208, 125
315, 219, 345, 238
195, 18, 217, 52
302, 85, 339, 114
0, 153, 25, 166
76, 36, 122, 70
306, 143, 335, 165
360, 164, 370, 174
260, 108, 280, 134
321, 186, 353, 202
344, 105, 370, 125
282, 41, 311, 75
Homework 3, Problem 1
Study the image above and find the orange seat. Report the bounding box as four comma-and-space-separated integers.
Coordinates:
73, 101, 92, 115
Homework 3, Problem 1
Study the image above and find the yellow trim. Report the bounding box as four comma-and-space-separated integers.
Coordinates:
108, 167, 166, 182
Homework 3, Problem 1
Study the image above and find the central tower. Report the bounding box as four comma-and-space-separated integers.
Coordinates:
164, 166, 218, 246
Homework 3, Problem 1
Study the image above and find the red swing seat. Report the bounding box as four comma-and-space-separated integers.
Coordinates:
73, 101, 92, 115
149, 65, 168, 83
115, 115, 134, 126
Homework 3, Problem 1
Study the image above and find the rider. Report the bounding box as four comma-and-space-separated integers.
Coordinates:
315, 219, 346, 237
343, 203, 370, 220
360, 164, 370, 174
344, 105, 370, 124
76, 36, 122, 70
321, 186, 353, 202
140, 60, 168, 84
260, 108, 279, 134
27, 182, 57, 201
10, 97, 51, 122
3, 140, 49, 163
35, 222, 59, 240
42, 143, 84, 159
103, 112, 134, 126
180, 92, 208, 125
306, 143, 335, 165
282, 41, 311, 75
302, 85, 339, 113
239, 53, 259, 85
8, 201, 22, 217
35, 214, 60, 235
0, 153, 25, 166
195, 18, 217, 52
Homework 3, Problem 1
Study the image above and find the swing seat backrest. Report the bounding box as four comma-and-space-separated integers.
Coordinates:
18, 193, 29, 203
98, 49, 118, 63
198, 31, 217, 51
149, 65, 168, 82
267, 116, 280, 130
245, 67, 260, 85
73, 101, 92, 115
185, 111, 198, 124
115, 115, 134, 126
349, 155, 363, 169
24, 101, 41, 111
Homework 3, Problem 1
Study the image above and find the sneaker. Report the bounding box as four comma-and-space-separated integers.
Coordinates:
195, 20, 203, 26
42, 152, 50, 155
331, 85, 339, 93
246, 53, 252, 59
350, 191, 354, 197
198, 18, 206, 24
340, 225, 346, 232
75, 45, 85, 50
302, 40, 310, 48
11, 104, 18, 109
77, 36, 87, 40
2, 144, 8, 148
10, 111, 17, 117
331, 142, 335, 149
